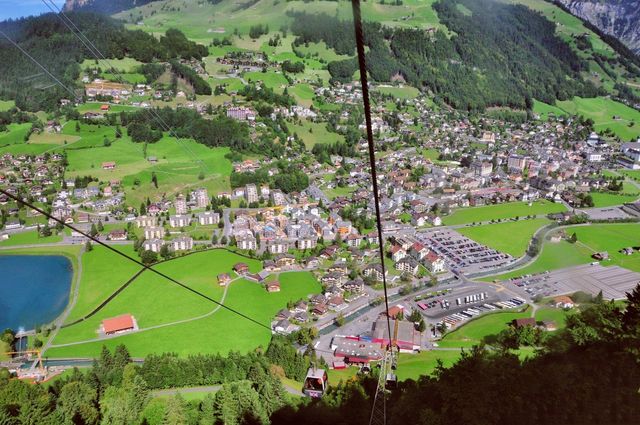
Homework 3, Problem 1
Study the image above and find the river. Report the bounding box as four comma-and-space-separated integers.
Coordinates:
0, 255, 73, 331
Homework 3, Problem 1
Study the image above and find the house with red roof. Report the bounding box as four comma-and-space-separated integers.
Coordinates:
101, 314, 137, 336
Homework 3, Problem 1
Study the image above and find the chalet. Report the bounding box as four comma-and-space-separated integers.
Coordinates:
328, 296, 346, 310
293, 300, 308, 313
345, 234, 363, 248
343, 278, 364, 293
592, 251, 609, 261
272, 319, 299, 335
553, 295, 575, 309
101, 314, 137, 336
541, 321, 557, 331
310, 294, 326, 306
276, 309, 291, 320
312, 303, 328, 316
321, 271, 344, 286
306, 257, 320, 269
263, 260, 278, 272
233, 263, 250, 275
328, 263, 348, 275
108, 229, 127, 241
266, 281, 281, 293
217, 273, 231, 286
512, 318, 537, 329
101, 162, 116, 170
275, 254, 296, 268
366, 232, 380, 245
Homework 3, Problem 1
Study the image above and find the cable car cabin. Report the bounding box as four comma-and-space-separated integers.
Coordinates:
359, 364, 371, 375
385, 373, 398, 389
303, 368, 328, 397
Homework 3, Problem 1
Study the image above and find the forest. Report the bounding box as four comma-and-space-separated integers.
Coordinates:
1, 285, 639, 424
290, 0, 603, 111
0, 13, 207, 111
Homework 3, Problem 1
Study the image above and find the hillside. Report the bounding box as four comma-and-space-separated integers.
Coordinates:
63, 0, 162, 14
558, 0, 640, 54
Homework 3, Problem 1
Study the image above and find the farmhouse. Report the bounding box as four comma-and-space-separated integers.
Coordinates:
108, 229, 127, 241
101, 314, 137, 336
553, 295, 575, 309
512, 318, 537, 328
101, 162, 116, 170
217, 273, 231, 286
233, 263, 250, 274
266, 281, 281, 293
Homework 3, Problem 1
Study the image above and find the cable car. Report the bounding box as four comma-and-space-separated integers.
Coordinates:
302, 367, 328, 398
359, 364, 372, 374
385, 373, 398, 389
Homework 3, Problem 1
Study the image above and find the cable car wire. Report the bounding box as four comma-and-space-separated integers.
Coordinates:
350, 0, 393, 346
0, 29, 79, 100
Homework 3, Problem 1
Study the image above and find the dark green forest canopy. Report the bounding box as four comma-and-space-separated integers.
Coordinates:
291, 0, 602, 111
0, 13, 207, 111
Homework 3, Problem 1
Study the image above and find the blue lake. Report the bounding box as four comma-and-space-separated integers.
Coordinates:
0, 255, 73, 331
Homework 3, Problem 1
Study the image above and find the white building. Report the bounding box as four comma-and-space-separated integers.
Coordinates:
169, 214, 190, 228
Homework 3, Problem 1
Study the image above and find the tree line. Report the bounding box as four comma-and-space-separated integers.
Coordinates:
290, 0, 604, 111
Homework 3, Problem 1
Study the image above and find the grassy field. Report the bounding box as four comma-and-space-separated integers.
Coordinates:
556, 97, 640, 141
486, 223, 640, 280
244, 71, 289, 91
81, 58, 143, 73
438, 306, 532, 348
0, 230, 62, 246
374, 85, 421, 100
457, 218, 551, 257
119, 0, 446, 43
0, 123, 31, 147
289, 120, 344, 149
46, 250, 321, 358
442, 200, 566, 225
0, 100, 15, 111
64, 245, 142, 324
533, 99, 567, 120
589, 191, 639, 208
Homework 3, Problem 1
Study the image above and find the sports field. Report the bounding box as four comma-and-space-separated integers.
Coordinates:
442, 200, 566, 225
456, 218, 550, 257
46, 250, 321, 358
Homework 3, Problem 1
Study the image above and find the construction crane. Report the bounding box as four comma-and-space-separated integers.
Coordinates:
2, 350, 46, 378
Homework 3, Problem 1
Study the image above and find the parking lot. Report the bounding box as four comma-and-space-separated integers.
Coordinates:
416, 228, 514, 275
504, 264, 640, 300
436, 296, 527, 331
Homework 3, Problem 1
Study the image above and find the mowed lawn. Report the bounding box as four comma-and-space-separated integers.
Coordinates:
487, 223, 640, 280
442, 200, 566, 225
437, 307, 532, 348
456, 218, 551, 257
47, 250, 321, 357
63, 245, 142, 324
0, 230, 62, 247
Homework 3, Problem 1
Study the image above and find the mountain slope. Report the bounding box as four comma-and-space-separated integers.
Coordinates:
557, 0, 640, 54
63, 0, 161, 15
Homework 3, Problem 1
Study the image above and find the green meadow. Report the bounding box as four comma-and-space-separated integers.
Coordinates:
46, 250, 321, 358
442, 200, 566, 225
486, 223, 640, 281
457, 218, 551, 257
